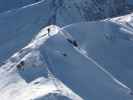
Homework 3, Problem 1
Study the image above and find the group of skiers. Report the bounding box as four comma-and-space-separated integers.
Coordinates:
66, 38, 78, 47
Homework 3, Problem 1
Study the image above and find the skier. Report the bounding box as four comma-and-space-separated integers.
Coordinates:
73, 40, 78, 47
67, 38, 78, 47
48, 28, 50, 33
16, 61, 25, 69
47, 28, 50, 36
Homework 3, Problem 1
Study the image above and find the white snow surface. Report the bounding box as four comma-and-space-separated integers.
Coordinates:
1, 21, 133, 99
0, 0, 131, 63
0, 1, 133, 99
0, 25, 83, 100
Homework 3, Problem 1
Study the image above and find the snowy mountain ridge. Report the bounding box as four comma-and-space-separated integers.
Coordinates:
0, 25, 84, 100
0, 0, 133, 100
0, 0, 132, 63
0, 0, 130, 23
1, 20, 133, 99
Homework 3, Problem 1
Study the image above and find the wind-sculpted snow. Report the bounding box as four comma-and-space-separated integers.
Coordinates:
0, 0, 42, 13
0, 0, 132, 100
1, 24, 133, 99
0, 25, 83, 100
61, 21, 133, 90
0, 0, 132, 63
42, 23, 133, 100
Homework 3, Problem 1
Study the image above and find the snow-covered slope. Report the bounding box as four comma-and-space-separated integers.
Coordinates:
0, 0, 41, 13
61, 18, 133, 90
109, 13, 133, 27
0, 24, 133, 100
0, 25, 83, 100
0, 0, 132, 63
0, 1, 133, 100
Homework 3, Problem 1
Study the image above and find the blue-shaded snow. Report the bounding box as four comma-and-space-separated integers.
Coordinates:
0, 0, 41, 13
60, 21, 133, 90
35, 22, 133, 99
0, 0, 131, 63
18, 66, 48, 82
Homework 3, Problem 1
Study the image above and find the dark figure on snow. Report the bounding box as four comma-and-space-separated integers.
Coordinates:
47, 28, 50, 33
67, 39, 78, 47
17, 61, 25, 69
47, 28, 51, 36
62, 53, 67, 57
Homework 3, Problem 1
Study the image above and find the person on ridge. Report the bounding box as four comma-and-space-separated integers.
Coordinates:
47, 28, 50, 36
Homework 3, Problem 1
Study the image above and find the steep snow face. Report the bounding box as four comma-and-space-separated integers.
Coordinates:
61, 20, 133, 90
0, 1, 133, 99
0, 0, 131, 63
0, 25, 83, 100
1, 24, 133, 100
0, 0, 41, 13
56, 0, 128, 22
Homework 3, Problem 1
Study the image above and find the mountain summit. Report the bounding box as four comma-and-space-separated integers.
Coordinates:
1, 20, 133, 99
0, 1, 133, 100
